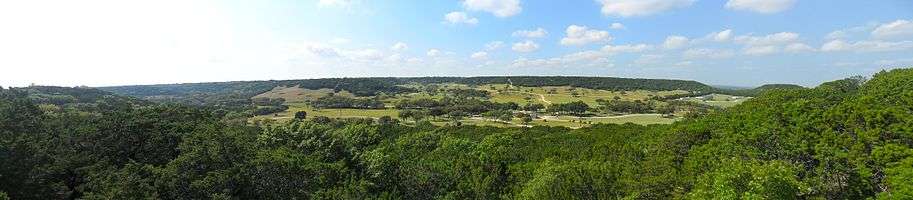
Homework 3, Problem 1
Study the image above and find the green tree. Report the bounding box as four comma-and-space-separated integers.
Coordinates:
294, 111, 307, 120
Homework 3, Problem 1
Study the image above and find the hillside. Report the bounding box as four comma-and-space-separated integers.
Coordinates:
99, 76, 717, 99
3, 68, 912, 199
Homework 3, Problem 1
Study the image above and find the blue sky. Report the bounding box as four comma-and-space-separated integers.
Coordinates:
1, 0, 912, 87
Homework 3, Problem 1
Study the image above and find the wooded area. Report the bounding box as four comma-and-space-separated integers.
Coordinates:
2, 69, 911, 199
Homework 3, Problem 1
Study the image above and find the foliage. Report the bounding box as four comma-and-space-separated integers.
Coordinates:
546, 101, 589, 115
310, 95, 384, 109
3, 69, 913, 199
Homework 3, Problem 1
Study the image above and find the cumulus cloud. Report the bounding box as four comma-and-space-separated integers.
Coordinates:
610, 23, 626, 30
872, 19, 913, 39
825, 30, 849, 40
663, 35, 690, 49
512, 28, 548, 38
427, 49, 442, 57
601, 44, 652, 53
512, 40, 540, 52
729, 32, 803, 55
463, 0, 522, 17
390, 42, 408, 51
675, 61, 693, 67
784, 43, 815, 53
742, 45, 778, 56
821, 40, 913, 52
711, 29, 733, 42
725, 0, 796, 14
386, 53, 403, 62
344, 48, 384, 61
302, 44, 341, 58
443, 12, 478, 25
597, 0, 695, 17
511, 52, 614, 68
485, 41, 504, 51
470, 51, 488, 60
510, 43, 650, 68
560, 25, 612, 46
734, 32, 800, 46
683, 48, 735, 59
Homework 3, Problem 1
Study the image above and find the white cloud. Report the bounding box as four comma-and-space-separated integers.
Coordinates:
742, 45, 778, 55
512, 28, 548, 38
560, 25, 612, 46
683, 48, 735, 59
711, 29, 733, 42
390, 42, 408, 51
675, 61, 693, 67
510, 43, 650, 68
601, 44, 652, 53
597, 0, 695, 17
427, 49, 442, 57
610, 23, 626, 30
318, 0, 353, 7
826, 30, 849, 40
344, 48, 384, 61
784, 43, 815, 53
511, 51, 614, 68
821, 40, 913, 52
443, 12, 478, 25
406, 57, 422, 64
302, 44, 341, 58
663, 35, 689, 49
512, 40, 540, 52
872, 19, 913, 39
470, 51, 489, 60
734, 32, 800, 46
821, 40, 851, 52
725, 32, 804, 55
463, 0, 522, 17
725, 0, 796, 14
825, 23, 879, 40
386, 54, 403, 62
485, 41, 504, 51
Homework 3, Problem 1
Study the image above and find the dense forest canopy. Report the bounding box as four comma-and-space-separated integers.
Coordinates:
3, 69, 912, 199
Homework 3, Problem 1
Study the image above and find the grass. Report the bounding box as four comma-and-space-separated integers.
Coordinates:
252, 103, 399, 121
481, 84, 689, 106
679, 94, 751, 108
251, 84, 690, 127
253, 86, 354, 103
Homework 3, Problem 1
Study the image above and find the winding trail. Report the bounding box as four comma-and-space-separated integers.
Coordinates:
512, 91, 551, 105
528, 92, 551, 105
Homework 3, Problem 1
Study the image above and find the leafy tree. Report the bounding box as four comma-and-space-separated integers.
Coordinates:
294, 111, 307, 120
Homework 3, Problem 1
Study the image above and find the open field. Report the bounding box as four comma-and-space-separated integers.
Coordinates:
480, 84, 690, 106
679, 93, 751, 108
253, 86, 354, 103
252, 84, 696, 127
252, 103, 399, 120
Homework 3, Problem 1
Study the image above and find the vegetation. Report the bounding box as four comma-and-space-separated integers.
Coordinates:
4, 69, 912, 199
310, 95, 385, 109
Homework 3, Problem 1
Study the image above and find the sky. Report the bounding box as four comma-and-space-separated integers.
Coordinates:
1, 0, 912, 87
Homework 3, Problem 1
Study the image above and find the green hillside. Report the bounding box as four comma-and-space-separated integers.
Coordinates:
2, 68, 912, 199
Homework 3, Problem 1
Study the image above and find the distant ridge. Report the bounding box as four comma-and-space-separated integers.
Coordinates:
97, 76, 797, 106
